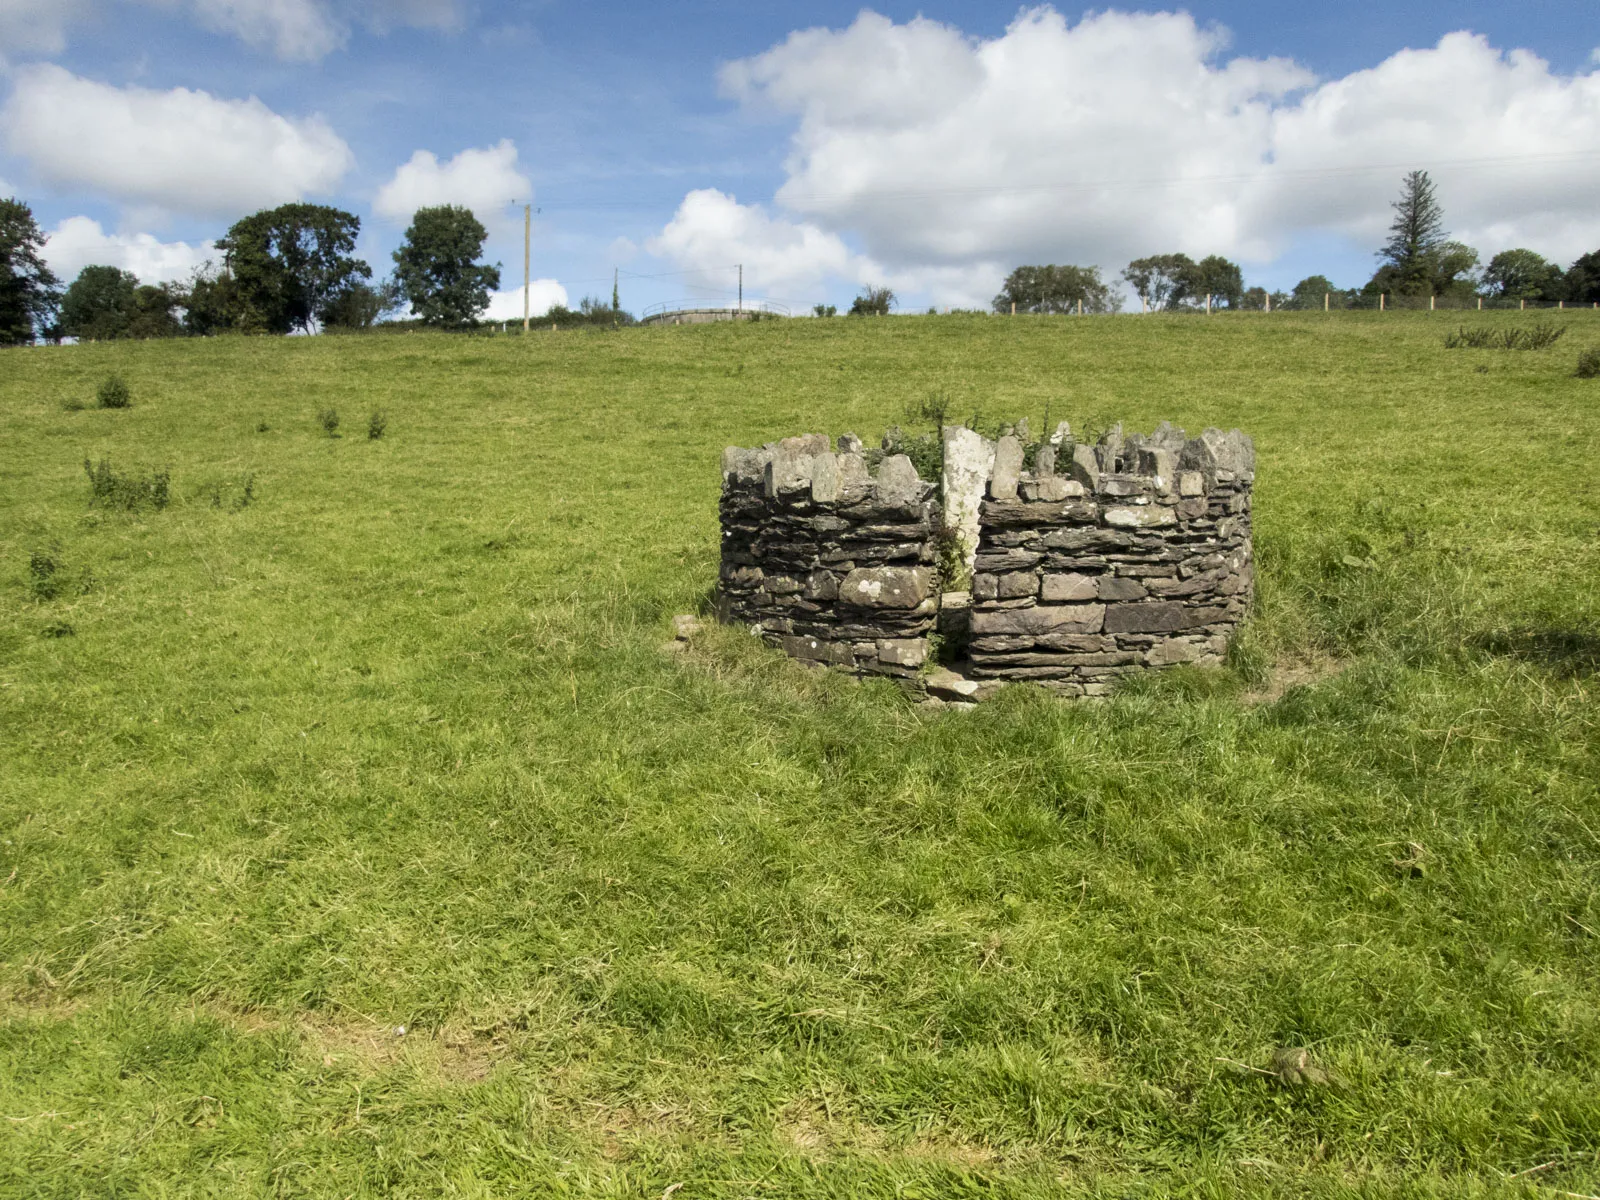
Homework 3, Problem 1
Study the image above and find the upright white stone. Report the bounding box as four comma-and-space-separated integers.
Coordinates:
941, 425, 995, 578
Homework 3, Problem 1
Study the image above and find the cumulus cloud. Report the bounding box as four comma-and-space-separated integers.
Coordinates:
43, 216, 215, 284
0, 65, 352, 219
375, 140, 529, 229
654, 9, 1600, 306
648, 188, 876, 303
483, 280, 569, 321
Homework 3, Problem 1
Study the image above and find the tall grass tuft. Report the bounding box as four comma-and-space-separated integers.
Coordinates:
1577, 348, 1600, 378
1445, 322, 1566, 351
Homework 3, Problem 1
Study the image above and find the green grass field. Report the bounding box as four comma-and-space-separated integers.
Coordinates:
2, 312, 1598, 1197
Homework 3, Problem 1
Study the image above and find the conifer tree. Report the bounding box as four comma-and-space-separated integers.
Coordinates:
1378, 170, 1446, 294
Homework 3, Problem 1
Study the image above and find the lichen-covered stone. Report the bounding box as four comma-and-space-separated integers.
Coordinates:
941, 425, 995, 575
840, 566, 935, 610
874, 454, 922, 508
1103, 505, 1177, 528
875, 638, 928, 666
990, 435, 1025, 501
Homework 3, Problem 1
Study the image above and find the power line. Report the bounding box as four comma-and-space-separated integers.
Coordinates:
773, 150, 1600, 206
513, 148, 1600, 214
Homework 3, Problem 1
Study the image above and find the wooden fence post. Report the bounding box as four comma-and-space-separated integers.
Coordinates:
1380, 293, 1385, 312
1324, 292, 1329, 312
1429, 295, 1435, 311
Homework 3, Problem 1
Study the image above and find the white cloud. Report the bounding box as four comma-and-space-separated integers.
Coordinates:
0, 0, 91, 56
0, 65, 353, 219
483, 280, 569, 321
374, 140, 528, 229
173, 0, 462, 61
16, 0, 465, 61
43, 216, 214, 283
184, 0, 344, 61
648, 188, 879, 304
655, 9, 1600, 307
1261, 34, 1600, 259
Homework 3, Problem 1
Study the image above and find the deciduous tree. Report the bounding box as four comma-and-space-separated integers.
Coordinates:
182, 264, 259, 335
0, 197, 61, 345
217, 203, 371, 333
61, 265, 139, 340
1287, 275, 1337, 309
320, 280, 400, 330
1483, 249, 1566, 301
1122, 254, 1195, 311
127, 284, 185, 338
993, 264, 1118, 314
1191, 255, 1245, 308
1567, 250, 1600, 304
848, 286, 894, 316
391, 205, 500, 326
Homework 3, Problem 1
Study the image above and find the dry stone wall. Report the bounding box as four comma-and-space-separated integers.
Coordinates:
716, 422, 1254, 698
968, 423, 1254, 696
718, 435, 941, 678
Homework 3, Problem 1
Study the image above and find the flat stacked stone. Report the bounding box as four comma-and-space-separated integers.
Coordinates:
966, 422, 1254, 696
718, 433, 941, 678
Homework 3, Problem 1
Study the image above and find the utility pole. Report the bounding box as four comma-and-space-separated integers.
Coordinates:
737, 264, 743, 314
522, 203, 531, 332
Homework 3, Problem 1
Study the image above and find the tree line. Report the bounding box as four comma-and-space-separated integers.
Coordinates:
991, 172, 1600, 315
0, 198, 509, 344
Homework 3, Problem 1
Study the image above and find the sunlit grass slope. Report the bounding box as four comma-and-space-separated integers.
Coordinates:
2, 311, 1598, 1197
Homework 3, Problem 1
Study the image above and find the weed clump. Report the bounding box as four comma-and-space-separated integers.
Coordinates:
368, 410, 387, 440
318, 408, 340, 436
879, 425, 943, 482
1445, 322, 1566, 351
1577, 348, 1600, 379
27, 544, 95, 599
29, 547, 62, 599
97, 375, 132, 409
84, 457, 170, 511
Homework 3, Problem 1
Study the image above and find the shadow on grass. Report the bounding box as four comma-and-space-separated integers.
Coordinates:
1473, 627, 1600, 678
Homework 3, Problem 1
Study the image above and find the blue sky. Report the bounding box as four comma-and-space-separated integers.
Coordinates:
3, 0, 1598, 315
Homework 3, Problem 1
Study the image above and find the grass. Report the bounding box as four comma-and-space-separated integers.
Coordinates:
2, 311, 1598, 1197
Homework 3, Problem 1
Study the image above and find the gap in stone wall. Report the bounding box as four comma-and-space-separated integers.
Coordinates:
716, 421, 1254, 702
